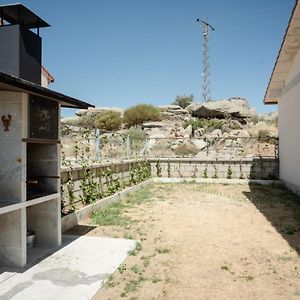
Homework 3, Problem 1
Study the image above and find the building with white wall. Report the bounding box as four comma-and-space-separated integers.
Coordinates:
264, 0, 300, 194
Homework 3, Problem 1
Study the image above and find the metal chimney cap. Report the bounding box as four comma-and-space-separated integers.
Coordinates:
0, 3, 50, 28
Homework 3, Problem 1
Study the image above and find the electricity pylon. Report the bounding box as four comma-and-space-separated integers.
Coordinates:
194, 19, 214, 102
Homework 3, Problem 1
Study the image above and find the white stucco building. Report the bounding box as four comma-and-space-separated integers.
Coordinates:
264, 0, 300, 194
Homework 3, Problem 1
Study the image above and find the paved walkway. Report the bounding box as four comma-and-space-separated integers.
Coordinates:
0, 235, 135, 300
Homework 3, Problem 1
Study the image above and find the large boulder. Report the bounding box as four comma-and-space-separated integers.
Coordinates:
76, 106, 124, 117
186, 98, 251, 121
159, 105, 189, 120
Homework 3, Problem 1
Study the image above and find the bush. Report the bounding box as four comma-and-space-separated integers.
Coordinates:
128, 126, 146, 142
124, 104, 160, 127
94, 111, 122, 131
258, 129, 270, 139
174, 143, 198, 157
172, 94, 194, 108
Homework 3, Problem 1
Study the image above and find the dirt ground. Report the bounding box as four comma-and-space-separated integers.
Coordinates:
68, 183, 300, 300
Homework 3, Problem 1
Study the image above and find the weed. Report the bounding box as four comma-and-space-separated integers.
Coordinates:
118, 264, 127, 274
141, 255, 152, 267
131, 264, 143, 274
152, 276, 162, 283
227, 166, 233, 179
203, 167, 208, 178
244, 275, 254, 282
155, 247, 170, 254
104, 274, 115, 288
128, 241, 142, 256
124, 233, 135, 240
221, 265, 234, 275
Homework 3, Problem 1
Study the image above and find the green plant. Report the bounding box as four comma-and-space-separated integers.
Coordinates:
258, 129, 270, 139
227, 166, 233, 179
172, 94, 194, 108
118, 264, 127, 274
212, 165, 218, 179
167, 161, 171, 178
249, 164, 256, 179
93, 110, 122, 131
203, 167, 208, 178
155, 247, 170, 254
128, 241, 143, 256
79, 161, 98, 204
152, 276, 162, 283
156, 161, 162, 177
141, 255, 152, 267
131, 264, 143, 274
124, 104, 160, 127
239, 164, 244, 179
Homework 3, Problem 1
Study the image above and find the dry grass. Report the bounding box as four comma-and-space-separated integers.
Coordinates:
67, 183, 300, 299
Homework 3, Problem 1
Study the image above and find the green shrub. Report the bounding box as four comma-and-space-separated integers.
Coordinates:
172, 94, 194, 108
128, 126, 146, 142
174, 143, 198, 157
258, 129, 270, 139
124, 104, 160, 127
94, 111, 122, 131
183, 118, 223, 133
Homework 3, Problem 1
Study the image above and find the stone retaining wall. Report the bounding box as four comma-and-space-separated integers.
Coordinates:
61, 159, 148, 211
148, 157, 279, 180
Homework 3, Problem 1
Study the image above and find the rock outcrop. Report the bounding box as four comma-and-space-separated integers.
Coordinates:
186, 97, 252, 123
76, 106, 124, 117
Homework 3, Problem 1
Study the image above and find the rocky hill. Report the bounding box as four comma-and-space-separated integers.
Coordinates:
61, 98, 278, 161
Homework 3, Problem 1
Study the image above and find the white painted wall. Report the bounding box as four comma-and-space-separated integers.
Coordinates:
279, 46, 300, 194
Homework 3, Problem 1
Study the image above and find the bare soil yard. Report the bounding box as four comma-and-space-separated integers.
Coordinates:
68, 183, 300, 299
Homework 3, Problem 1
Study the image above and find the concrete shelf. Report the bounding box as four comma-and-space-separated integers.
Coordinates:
0, 193, 60, 215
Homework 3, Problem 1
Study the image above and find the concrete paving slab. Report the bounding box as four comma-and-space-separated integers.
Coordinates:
0, 235, 135, 300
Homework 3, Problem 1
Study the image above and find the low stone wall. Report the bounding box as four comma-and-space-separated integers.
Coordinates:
61, 159, 150, 212
148, 157, 279, 180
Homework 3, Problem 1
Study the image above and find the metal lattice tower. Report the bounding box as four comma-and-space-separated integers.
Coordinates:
195, 19, 214, 102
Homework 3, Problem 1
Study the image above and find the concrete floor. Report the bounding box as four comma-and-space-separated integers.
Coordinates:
0, 235, 135, 300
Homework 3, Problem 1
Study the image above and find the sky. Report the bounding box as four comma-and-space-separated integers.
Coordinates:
1, 0, 295, 116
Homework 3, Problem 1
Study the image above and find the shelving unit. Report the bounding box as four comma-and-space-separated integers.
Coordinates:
0, 92, 61, 267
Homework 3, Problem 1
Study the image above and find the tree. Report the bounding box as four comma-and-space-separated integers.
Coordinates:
124, 104, 160, 127
93, 111, 122, 131
172, 94, 194, 108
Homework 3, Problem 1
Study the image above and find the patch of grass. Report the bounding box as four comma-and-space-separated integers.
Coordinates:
104, 274, 116, 288
131, 264, 143, 274
244, 275, 254, 282
141, 254, 155, 267
91, 202, 131, 226
123, 275, 146, 295
128, 241, 143, 256
155, 247, 170, 254
125, 188, 153, 206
